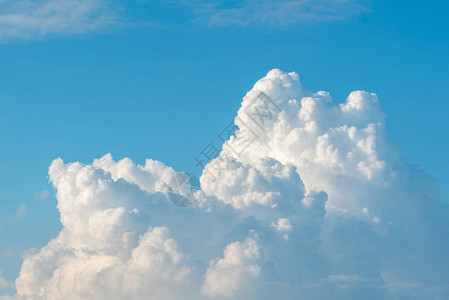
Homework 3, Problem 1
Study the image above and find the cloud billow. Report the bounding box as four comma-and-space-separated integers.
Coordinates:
3, 69, 449, 299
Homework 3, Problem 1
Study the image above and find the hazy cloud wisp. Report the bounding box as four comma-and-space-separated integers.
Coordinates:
0, 0, 116, 41
185, 0, 371, 26
0, 0, 370, 41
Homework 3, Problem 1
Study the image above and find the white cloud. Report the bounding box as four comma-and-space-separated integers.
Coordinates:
14, 157, 192, 299
5, 69, 449, 299
202, 235, 261, 298
270, 218, 292, 232
0, 0, 116, 41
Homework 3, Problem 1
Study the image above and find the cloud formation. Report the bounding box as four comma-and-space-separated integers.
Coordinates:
2, 69, 449, 299
0, 0, 116, 41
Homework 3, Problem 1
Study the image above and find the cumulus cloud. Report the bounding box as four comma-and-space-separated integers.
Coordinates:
0, 0, 116, 41
3, 69, 449, 299
202, 234, 261, 298
14, 157, 192, 300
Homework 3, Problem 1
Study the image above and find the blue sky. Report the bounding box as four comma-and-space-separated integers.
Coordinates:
0, 0, 448, 285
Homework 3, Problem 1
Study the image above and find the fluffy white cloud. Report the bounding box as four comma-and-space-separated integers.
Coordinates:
13, 157, 192, 300
0, 0, 116, 41
202, 234, 261, 298
3, 69, 449, 299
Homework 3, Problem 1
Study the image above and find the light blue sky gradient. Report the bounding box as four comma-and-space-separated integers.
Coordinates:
0, 0, 448, 284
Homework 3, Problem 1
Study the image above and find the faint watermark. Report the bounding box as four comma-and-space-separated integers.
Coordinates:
167, 172, 202, 207
193, 92, 279, 182
167, 92, 279, 207
243, 92, 281, 132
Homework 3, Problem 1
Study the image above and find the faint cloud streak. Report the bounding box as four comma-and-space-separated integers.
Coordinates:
181, 0, 371, 27
16, 203, 26, 217
0, 0, 117, 41
0, 0, 371, 42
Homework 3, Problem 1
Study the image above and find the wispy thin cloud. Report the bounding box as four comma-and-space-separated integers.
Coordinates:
0, 0, 371, 42
16, 203, 26, 217
0, 271, 14, 290
0, 0, 117, 41
181, 0, 371, 27
35, 189, 50, 202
